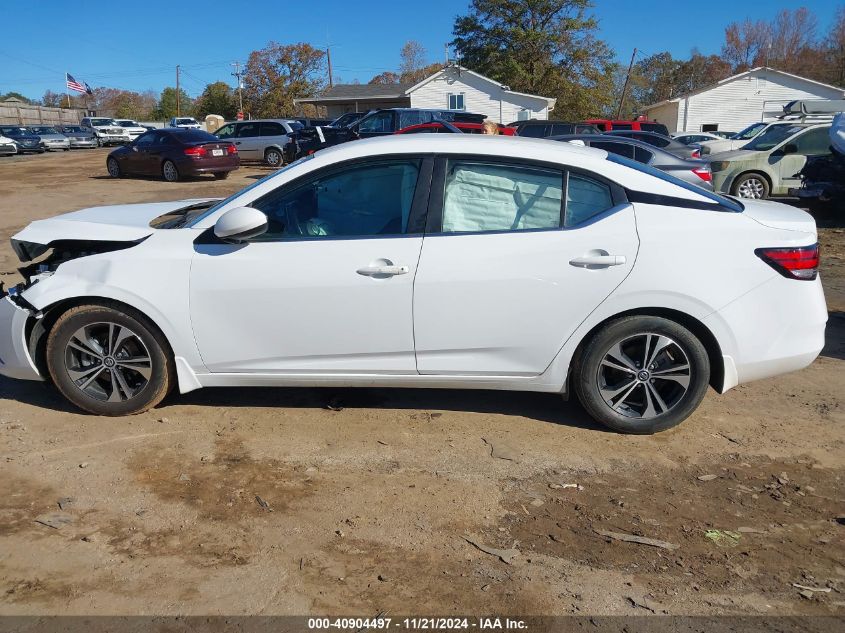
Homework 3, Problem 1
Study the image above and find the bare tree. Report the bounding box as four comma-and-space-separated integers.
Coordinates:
769, 7, 818, 71
399, 41, 428, 78
722, 18, 771, 71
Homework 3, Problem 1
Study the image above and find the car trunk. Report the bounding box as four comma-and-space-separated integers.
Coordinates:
739, 198, 818, 236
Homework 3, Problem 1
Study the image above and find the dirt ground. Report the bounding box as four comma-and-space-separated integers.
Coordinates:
0, 149, 843, 617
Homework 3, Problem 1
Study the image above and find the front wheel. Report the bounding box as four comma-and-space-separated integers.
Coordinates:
573, 316, 710, 434
162, 160, 180, 182
46, 304, 173, 416
732, 173, 770, 199
213, 171, 229, 180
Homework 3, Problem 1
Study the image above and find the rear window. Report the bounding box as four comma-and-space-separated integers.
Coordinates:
640, 123, 669, 135
172, 129, 219, 143
607, 154, 743, 212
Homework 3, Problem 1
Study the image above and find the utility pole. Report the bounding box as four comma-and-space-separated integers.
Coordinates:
231, 61, 244, 115
616, 48, 637, 120
444, 44, 449, 65
175, 64, 181, 117
326, 48, 333, 88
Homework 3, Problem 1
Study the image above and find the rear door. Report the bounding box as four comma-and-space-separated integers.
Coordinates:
259, 121, 289, 150
413, 157, 639, 376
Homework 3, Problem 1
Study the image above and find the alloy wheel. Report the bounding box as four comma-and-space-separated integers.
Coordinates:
596, 332, 691, 420
107, 158, 120, 177
737, 177, 765, 199
163, 161, 178, 182
63, 322, 152, 402
265, 150, 282, 167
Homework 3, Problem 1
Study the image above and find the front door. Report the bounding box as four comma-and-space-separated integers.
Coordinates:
233, 121, 262, 160
774, 126, 832, 195
190, 156, 432, 374
413, 158, 639, 376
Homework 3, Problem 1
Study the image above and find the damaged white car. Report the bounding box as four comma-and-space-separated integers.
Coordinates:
0, 135, 827, 433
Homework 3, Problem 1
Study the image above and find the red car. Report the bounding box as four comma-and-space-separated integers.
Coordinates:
395, 121, 516, 135
584, 118, 669, 135
107, 128, 240, 182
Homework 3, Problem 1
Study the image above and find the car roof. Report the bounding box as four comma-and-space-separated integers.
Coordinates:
550, 134, 694, 164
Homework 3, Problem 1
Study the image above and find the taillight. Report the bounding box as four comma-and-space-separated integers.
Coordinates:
692, 167, 711, 182
691, 148, 701, 158
184, 146, 207, 157
755, 244, 820, 280
227, 144, 237, 155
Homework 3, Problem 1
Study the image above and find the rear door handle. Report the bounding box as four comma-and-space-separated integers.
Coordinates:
356, 265, 409, 277
569, 255, 627, 268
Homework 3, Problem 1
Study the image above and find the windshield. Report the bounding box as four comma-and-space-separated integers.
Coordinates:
742, 124, 805, 151
606, 153, 744, 212
1, 127, 25, 136
176, 118, 197, 125
731, 122, 767, 140
90, 118, 114, 126
33, 127, 59, 134
115, 120, 137, 126
187, 154, 315, 227
63, 126, 84, 133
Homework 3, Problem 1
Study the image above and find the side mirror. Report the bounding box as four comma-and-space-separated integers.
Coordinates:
213, 206, 268, 243
781, 143, 798, 155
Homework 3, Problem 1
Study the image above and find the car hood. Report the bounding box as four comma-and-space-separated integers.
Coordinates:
35, 134, 67, 140
11, 198, 218, 261
708, 149, 759, 161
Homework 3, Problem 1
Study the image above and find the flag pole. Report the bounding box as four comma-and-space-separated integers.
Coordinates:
65, 73, 71, 109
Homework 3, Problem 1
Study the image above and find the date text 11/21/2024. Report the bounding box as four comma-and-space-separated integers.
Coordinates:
307, 617, 528, 630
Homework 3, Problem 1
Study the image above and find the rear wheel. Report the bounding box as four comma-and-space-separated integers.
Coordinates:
106, 157, 122, 178
573, 316, 710, 434
46, 304, 173, 416
213, 171, 229, 180
732, 173, 769, 199
264, 148, 283, 167
162, 160, 180, 182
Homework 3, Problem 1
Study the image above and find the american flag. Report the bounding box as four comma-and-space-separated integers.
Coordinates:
66, 73, 88, 94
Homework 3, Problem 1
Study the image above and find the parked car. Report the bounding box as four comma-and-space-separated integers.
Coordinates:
0, 135, 17, 156
80, 117, 131, 146
584, 119, 670, 135
58, 125, 98, 149
552, 134, 712, 189
214, 119, 302, 167
396, 121, 516, 135
27, 126, 70, 151
709, 123, 832, 199
696, 122, 770, 155
0, 135, 825, 434
604, 130, 700, 159
505, 119, 599, 137
169, 117, 202, 130
286, 108, 486, 162
106, 128, 239, 182
0, 126, 41, 153
112, 119, 148, 140
670, 132, 725, 145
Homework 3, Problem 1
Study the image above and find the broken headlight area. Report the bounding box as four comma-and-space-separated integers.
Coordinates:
5, 237, 147, 296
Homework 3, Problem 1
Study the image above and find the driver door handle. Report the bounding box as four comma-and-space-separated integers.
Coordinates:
356, 264, 409, 277
569, 255, 626, 267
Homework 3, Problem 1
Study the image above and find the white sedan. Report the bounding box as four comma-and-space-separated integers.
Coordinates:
0, 135, 826, 433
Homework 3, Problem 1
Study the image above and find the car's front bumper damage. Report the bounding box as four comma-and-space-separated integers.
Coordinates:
0, 294, 42, 381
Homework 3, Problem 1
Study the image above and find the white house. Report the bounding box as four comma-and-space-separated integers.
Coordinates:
296, 65, 556, 123
641, 67, 845, 133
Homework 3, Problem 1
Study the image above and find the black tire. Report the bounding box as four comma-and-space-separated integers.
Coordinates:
162, 160, 180, 182
213, 171, 229, 180
106, 157, 122, 178
573, 316, 710, 434
732, 172, 770, 200
264, 148, 283, 167
46, 304, 173, 416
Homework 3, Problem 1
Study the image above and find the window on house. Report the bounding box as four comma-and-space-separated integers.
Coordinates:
448, 93, 465, 110
517, 110, 531, 121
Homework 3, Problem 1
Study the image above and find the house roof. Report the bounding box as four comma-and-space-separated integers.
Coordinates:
642, 66, 845, 112
295, 65, 556, 109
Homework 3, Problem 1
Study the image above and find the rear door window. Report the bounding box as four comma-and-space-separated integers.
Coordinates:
517, 124, 547, 138
565, 174, 614, 226
260, 122, 287, 137
441, 160, 563, 233
550, 123, 573, 136
633, 147, 654, 163
792, 127, 832, 155
591, 141, 635, 160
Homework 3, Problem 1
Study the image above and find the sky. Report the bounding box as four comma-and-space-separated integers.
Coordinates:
0, 0, 841, 101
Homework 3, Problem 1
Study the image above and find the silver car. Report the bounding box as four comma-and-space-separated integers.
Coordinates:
213, 119, 303, 166
551, 134, 714, 190
27, 126, 70, 151
58, 125, 98, 149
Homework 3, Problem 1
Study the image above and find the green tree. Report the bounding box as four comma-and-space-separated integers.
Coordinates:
153, 87, 194, 120
451, 0, 618, 120
195, 81, 238, 119
0, 91, 33, 103
243, 41, 326, 118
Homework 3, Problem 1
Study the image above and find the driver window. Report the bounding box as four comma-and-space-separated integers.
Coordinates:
358, 112, 393, 133
250, 159, 422, 240
215, 123, 235, 139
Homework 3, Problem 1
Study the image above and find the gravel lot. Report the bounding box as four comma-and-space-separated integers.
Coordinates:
0, 149, 843, 616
